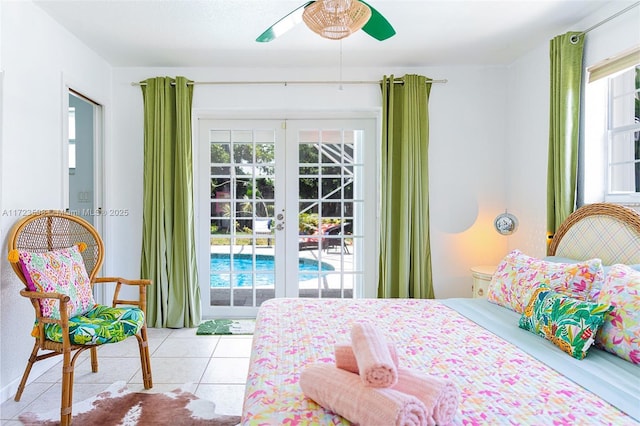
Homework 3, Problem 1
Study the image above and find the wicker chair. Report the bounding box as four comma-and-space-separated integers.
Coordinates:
7, 210, 153, 426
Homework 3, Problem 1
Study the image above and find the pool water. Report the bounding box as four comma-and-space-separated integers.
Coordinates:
210, 253, 334, 287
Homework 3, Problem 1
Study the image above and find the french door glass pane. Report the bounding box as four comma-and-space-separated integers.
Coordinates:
297, 128, 363, 299
210, 128, 276, 308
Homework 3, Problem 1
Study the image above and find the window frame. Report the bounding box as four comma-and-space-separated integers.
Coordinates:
603, 64, 640, 204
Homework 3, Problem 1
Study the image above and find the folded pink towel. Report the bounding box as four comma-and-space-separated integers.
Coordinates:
393, 367, 459, 426
335, 342, 399, 374
300, 363, 429, 426
334, 344, 459, 425
350, 322, 398, 387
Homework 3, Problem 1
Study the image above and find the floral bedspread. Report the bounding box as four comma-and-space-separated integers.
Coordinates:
242, 298, 637, 425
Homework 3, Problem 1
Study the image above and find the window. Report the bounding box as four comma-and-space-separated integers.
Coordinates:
607, 65, 639, 198
584, 47, 640, 205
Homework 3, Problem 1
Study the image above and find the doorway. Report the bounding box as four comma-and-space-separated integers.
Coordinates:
65, 90, 104, 301
67, 92, 99, 224
198, 117, 377, 318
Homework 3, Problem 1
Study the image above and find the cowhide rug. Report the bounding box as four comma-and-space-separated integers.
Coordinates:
19, 381, 241, 426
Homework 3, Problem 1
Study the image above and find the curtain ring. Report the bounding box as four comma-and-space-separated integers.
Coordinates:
570, 34, 581, 44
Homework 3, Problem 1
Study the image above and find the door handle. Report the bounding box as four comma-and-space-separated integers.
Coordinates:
275, 210, 285, 230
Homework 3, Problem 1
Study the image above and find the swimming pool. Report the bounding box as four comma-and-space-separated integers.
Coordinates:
210, 253, 335, 288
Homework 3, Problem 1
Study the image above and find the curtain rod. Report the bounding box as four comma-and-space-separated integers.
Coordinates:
131, 78, 447, 87
570, 1, 639, 43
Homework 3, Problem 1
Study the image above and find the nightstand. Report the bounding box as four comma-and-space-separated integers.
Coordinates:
470, 265, 495, 298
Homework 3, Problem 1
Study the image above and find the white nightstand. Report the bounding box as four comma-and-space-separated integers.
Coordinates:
470, 265, 496, 298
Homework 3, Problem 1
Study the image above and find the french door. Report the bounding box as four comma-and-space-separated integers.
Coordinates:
197, 117, 377, 318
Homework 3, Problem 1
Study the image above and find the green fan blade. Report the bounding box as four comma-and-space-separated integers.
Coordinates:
360, 1, 396, 41
256, 1, 315, 42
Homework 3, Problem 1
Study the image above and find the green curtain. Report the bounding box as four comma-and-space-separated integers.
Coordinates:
378, 74, 434, 299
140, 76, 201, 328
547, 32, 584, 239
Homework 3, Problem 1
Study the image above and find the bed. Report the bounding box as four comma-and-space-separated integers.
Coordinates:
242, 203, 640, 425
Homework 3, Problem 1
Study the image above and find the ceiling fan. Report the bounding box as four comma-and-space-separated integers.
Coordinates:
256, 0, 395, 42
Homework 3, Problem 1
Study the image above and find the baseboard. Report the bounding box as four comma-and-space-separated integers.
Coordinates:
0, 357, 59, 403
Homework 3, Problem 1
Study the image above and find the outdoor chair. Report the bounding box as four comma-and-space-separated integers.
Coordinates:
298, 222, 332, 251
299, 222, 352, 252
7, 210, 153, 426
323, 222, 352, 254
254, 217, 273, 246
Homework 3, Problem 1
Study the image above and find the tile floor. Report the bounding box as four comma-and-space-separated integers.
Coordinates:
0, 327, 252, 425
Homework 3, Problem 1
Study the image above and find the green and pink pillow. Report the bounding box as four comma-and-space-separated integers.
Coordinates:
596, 264, 640, 365
519, 286, 612, 360
13, 245, 96, 320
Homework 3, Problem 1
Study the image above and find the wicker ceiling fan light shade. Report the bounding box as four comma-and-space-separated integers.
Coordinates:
302, 0, 372, 40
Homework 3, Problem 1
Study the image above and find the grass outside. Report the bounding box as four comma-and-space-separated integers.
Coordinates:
211, 234, 272, 246
210, 235, 353, 248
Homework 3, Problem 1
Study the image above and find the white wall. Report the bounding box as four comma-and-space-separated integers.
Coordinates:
503, 43, 550, 256
110, 65, 509, 302
505, 1, 640, 257
0, 0, 4, 362
0, 1, 112, 401
0, 0, 4, 405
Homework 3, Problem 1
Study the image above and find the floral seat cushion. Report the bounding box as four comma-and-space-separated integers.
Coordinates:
38, 305, 145, 345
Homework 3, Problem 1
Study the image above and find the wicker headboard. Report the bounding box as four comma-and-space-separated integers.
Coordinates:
548, 203, 640, 265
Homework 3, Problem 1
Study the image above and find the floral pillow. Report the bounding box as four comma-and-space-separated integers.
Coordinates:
589, 263, 640, 302
543, 256, 608, 302
487, 249, 604, 313
519, 287, 612, 360
596, 264, 640, 365
13, 245, 96, 320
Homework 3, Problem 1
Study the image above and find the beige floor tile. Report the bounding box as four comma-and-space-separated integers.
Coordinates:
200, 358, 250, 384
124, 382, 198, 394
129, 357, 210, 384
0, 382, 53, 420
146, 327, 173, 338
95, 336, 165, 357
72, 357, 143, 384
166, 327, 203, 338
153, 337, 219, 358
34, 358, 87, 384
1, 420, 24, 425
195, 384, 245, 416
6, 383, 109, 421
213, 337, 253, 358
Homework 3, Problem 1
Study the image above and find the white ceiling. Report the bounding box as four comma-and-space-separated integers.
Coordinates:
33, 0, 619, 68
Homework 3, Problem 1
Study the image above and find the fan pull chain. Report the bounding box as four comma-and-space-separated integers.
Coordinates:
339, 40, 344, 91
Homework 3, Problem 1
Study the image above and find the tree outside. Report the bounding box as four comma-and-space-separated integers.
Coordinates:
209, 139, 354, 245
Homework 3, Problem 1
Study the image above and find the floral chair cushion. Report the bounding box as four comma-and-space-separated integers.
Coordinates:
519, 286, 612, 360
37, 305, 145, 345
16, 245, 95, 319
596, 264, 640, 364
